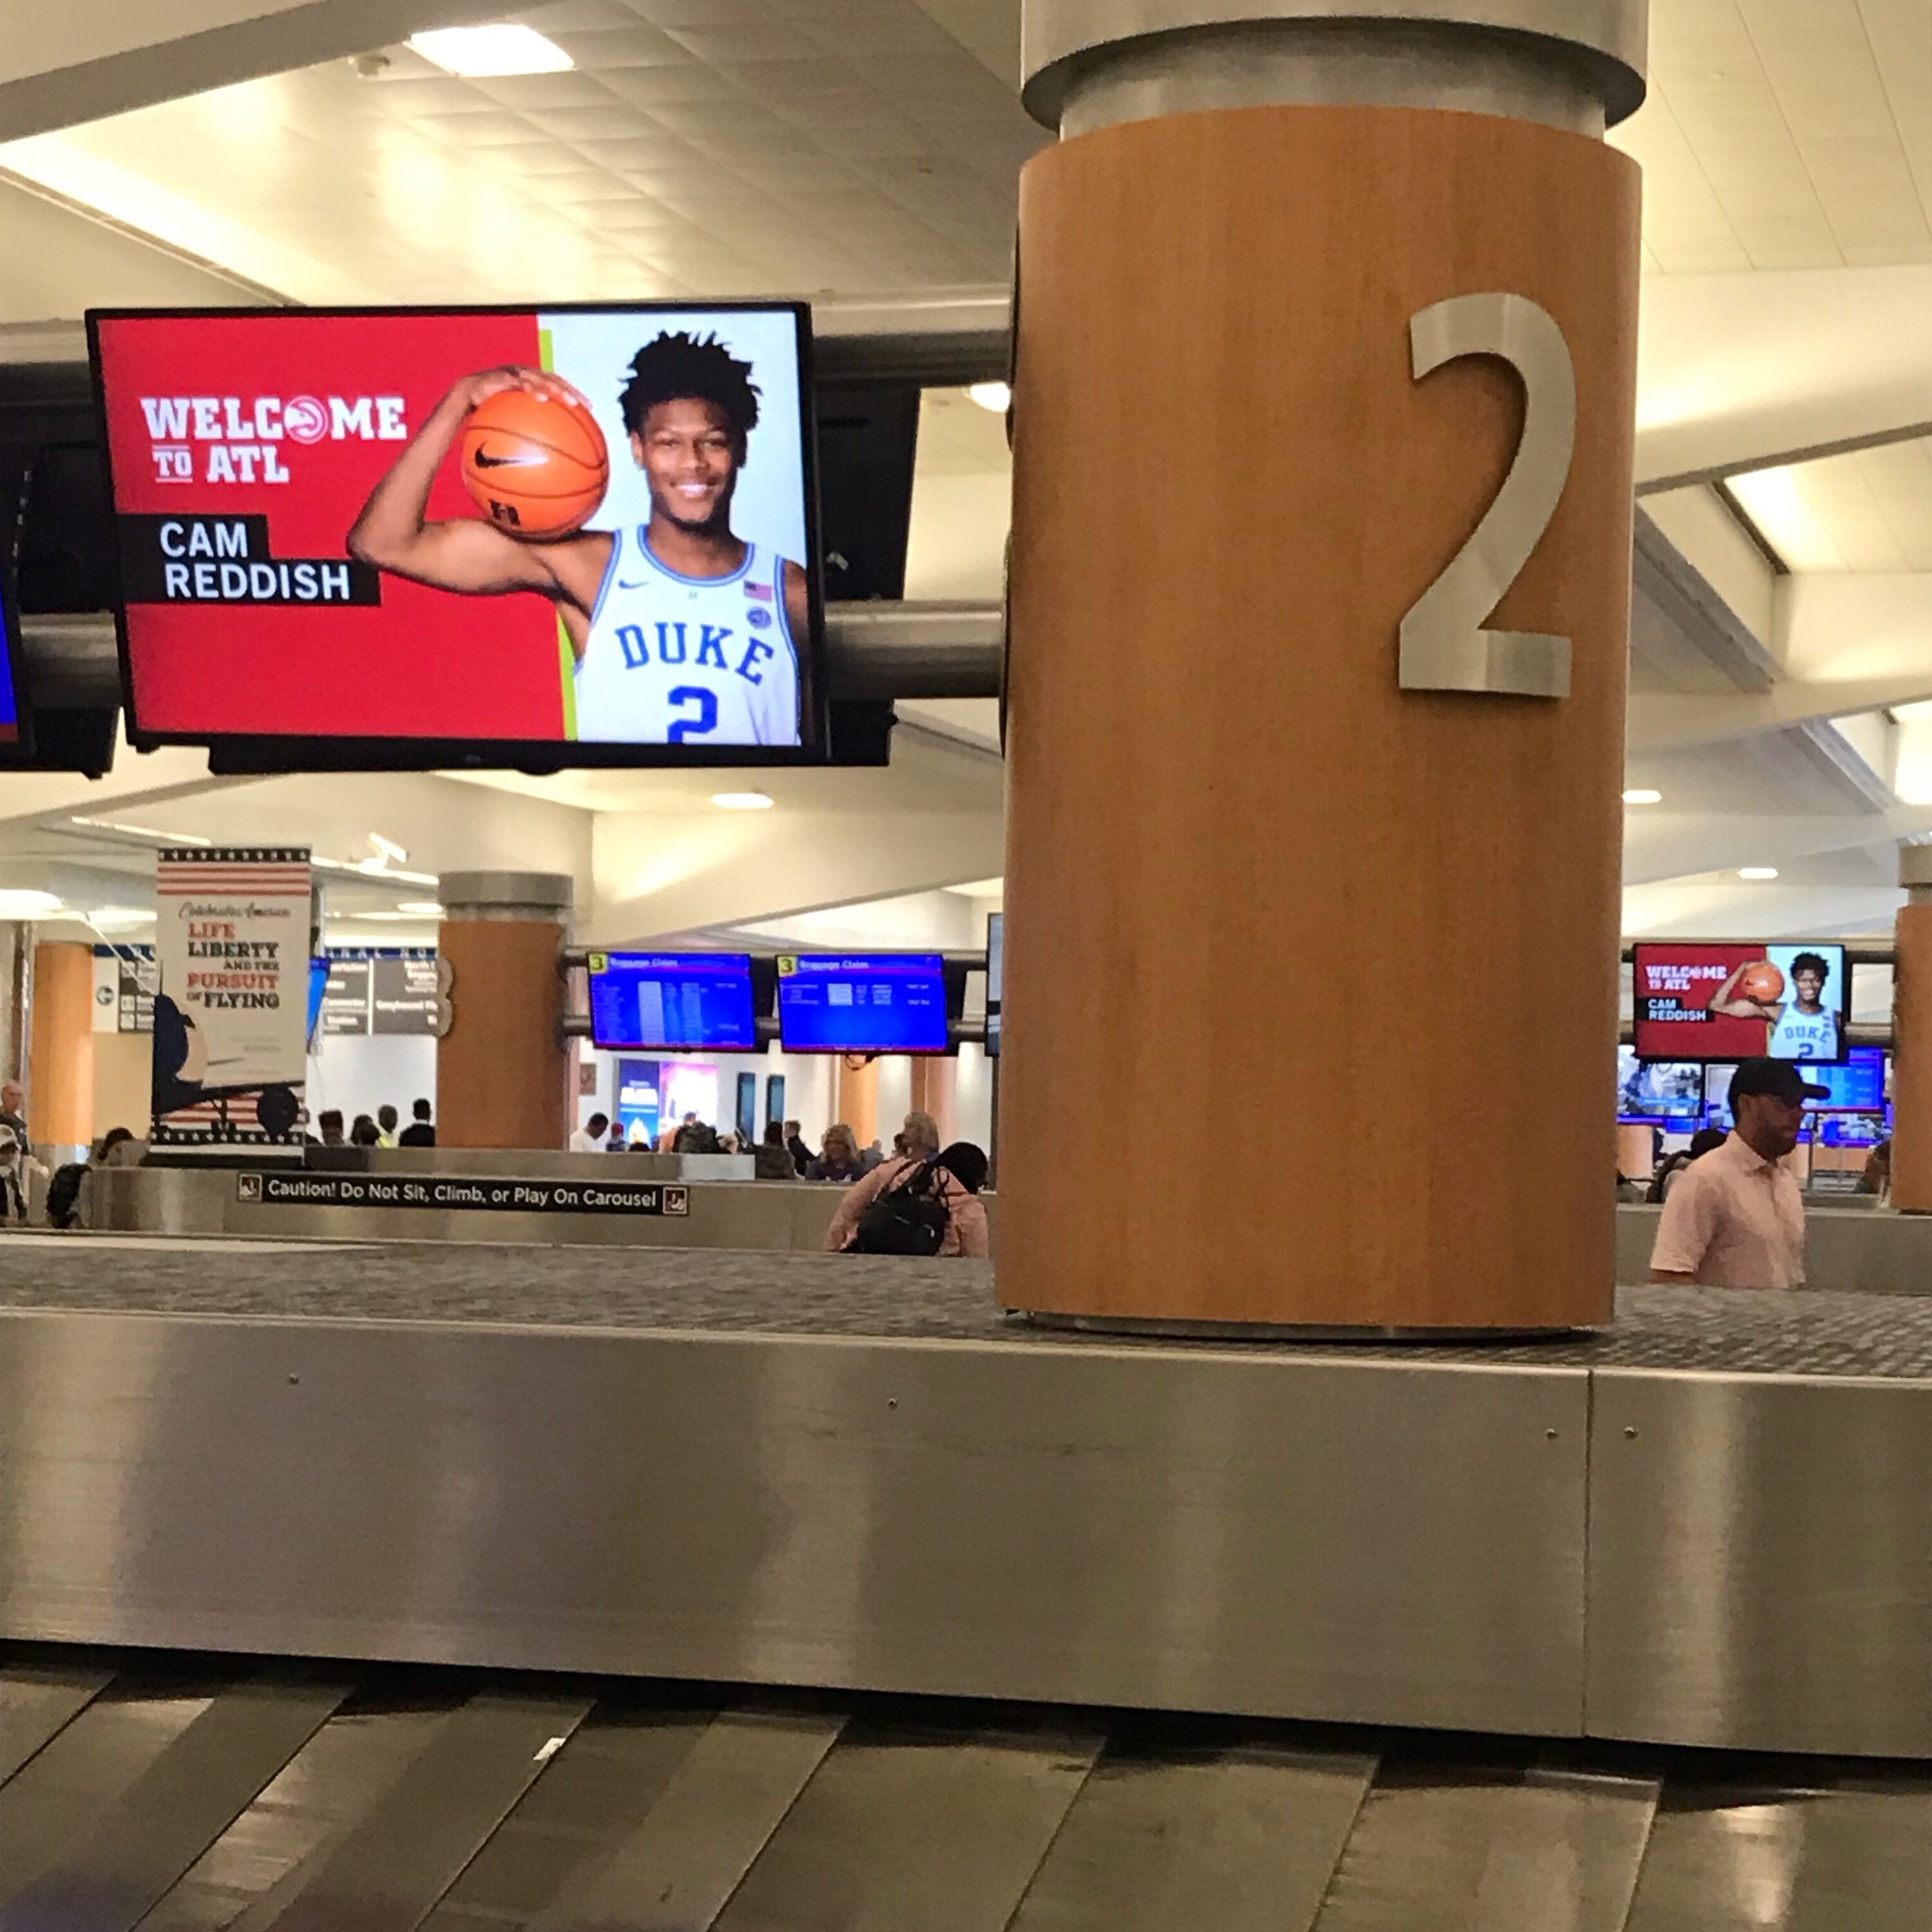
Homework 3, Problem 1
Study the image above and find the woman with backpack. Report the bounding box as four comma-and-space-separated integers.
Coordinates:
824, 1111, 990, 1257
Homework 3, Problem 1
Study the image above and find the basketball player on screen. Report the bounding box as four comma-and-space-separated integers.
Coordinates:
348, 333, 809, 745
1707, 950, 1840, 1059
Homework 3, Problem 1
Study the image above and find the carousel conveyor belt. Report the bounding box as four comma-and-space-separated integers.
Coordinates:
3, 1647, 1929, 1932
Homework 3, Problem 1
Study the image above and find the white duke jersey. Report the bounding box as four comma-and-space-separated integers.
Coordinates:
574, 529, 800, 745
1769, 1003, 1838, 1061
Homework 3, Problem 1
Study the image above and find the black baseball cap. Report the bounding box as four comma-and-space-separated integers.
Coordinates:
1728, 1057, 1830, 1109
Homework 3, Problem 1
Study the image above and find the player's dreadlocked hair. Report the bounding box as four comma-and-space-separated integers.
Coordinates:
618, 332, 761, 453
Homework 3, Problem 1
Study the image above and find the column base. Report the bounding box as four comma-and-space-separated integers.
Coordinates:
1011, 1310, 1599, 1344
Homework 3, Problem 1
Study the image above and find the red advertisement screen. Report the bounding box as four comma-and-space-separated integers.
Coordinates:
90, 305, 822, 761
1632, 942, 1849, 1063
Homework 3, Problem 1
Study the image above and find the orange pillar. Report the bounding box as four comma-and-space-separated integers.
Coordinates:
1892, 848, 1932, 1211
436, 873, 570, 1151
28, 940, 95, 1154
1000, 6, 1643, 1330
1616, 1125, 1655, 1187
837, 1056, 880, 1150
910, 1057, 957, 1143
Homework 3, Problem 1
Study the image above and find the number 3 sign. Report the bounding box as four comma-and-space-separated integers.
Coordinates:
1399, 293, 1577, 700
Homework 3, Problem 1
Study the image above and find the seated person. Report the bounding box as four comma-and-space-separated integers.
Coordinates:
825, 1113, 989, 1257
809, 1123, 866, 1184
753, 1120, 797, 1179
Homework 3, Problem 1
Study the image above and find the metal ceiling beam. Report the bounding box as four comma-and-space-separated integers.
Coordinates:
1636, 414, 1932, 498
0, 0, 489, 141
19, 604, 1006, 711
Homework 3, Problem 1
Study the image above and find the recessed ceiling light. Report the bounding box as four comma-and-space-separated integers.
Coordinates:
1622, 787, 1662, 805
967, 382, 1011, 413
0, 890, 65, 918
408, 25, 574, 77
1739, 867, 1780, 881
711, 791, 774, 811
395, 901, 444, 917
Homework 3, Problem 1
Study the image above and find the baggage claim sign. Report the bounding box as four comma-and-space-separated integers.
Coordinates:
152, 848, 313, 1144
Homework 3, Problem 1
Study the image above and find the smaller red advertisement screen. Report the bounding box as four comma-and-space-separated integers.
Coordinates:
1632, 942, 1849, 1064
89, 303, 823, 762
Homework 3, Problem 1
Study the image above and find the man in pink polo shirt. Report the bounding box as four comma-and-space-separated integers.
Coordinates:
1650, 1058, 1828, 1289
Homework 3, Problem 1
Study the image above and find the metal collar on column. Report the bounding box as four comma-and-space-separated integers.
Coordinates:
439, 872, 575, 923
1022, 0, 1648, 136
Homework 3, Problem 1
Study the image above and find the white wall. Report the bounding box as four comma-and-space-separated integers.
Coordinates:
953, 1042, 995, 1152
307, 1034, 437, 1132
574, 1044, 837, 1145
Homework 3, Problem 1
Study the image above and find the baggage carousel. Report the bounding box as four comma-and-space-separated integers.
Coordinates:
6, 1646, 1931, 1932
3, 1239, 1931, 1763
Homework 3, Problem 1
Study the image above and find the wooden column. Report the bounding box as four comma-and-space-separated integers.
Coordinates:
28, 940, 95, 1151
910, 1057, 957, 1143
435, 873, 570, 1152
836, 1056, 880, 1150
1891, 855, 1932, 1210
1001, 105, 1639, 1328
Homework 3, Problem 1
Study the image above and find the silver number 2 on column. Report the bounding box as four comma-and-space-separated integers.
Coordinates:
1399, 293, 1576, 699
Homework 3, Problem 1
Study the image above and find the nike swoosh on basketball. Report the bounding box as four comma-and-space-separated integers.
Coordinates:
472, 447, 546, 469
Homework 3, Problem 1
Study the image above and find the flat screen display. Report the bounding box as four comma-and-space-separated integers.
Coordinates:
1703, 1046, 1885, 1120
985, 912, 1002, 1058
1632, 942, 1849, 1063
777, 952, 949, 1054
0, 561, 23, 750
305, 956, 328, 1047
588, 951, 757, 1052
88, 303, 825, 763
1616, 1048, 1705, 1123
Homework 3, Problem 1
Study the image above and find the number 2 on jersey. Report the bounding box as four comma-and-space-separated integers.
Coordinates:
668, 687, 719, 741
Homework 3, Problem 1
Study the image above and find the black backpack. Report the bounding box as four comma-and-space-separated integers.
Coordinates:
851, 1161, 951, 1256
45, 1161, 87, 1228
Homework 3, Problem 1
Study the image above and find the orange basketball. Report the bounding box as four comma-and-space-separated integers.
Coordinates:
1739, 961, 1785, 1003
460, 382, 609, 540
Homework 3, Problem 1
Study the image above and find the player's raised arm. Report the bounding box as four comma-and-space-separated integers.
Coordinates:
1706, 962, 1778, 1020
347, 369, 559, 597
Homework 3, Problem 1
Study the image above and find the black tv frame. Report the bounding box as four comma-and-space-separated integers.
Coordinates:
1630, 940, 1852, 1066
86, 300, 833, 770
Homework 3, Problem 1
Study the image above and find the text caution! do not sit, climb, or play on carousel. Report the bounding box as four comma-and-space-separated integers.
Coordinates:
238, 1173, 690, 1216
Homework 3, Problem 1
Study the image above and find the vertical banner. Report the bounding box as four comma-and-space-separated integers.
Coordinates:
153, 847, 313, 1143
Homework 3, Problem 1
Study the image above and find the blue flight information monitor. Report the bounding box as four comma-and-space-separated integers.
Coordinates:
1798, 1044, 1886, 1113
588, 952, 757, 1052
777, 953, 949, 1054
0, 568, 20, 746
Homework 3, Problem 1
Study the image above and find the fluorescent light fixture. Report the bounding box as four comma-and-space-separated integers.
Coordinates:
408, 25, 574, 77
395, 901, 444, 917
967, 382, 1011, 414
1738, 866, 1780, 881
1622, 788, 1662, 805
711, 791, 774, 811
364, 832, 410, 867
0, 890, 65, 918
89, 906, 157, 928
1726, 467, 1846, 573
